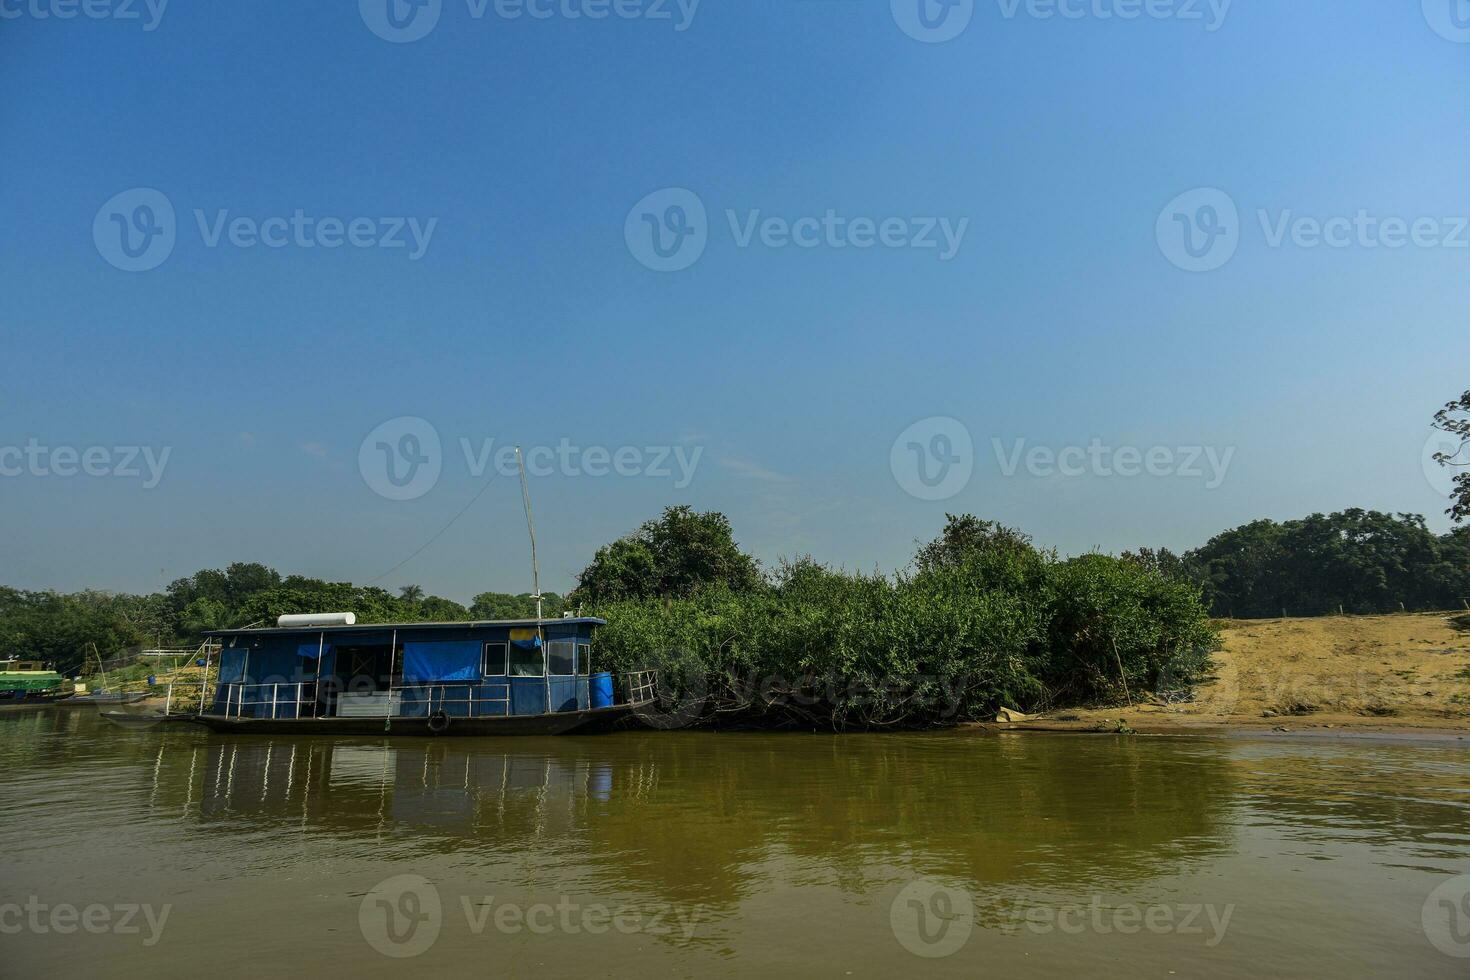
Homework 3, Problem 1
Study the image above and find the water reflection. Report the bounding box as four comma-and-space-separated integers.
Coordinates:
9, 713, 1467, 905
4, 712, 1470, 976
119, 731, 1251, 913
191, 740, 633, 836
1227, 741, 1470, 862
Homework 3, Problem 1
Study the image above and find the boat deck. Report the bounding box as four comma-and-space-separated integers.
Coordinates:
191, 701, 639, 736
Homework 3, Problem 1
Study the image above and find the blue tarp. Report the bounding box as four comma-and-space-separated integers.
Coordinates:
403, 641, 481, 682
298, 642, 332, 659
248, 649, 301, 683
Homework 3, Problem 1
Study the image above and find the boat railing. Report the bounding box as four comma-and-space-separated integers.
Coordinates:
623, 669, 658, 706
160, 640, 221, 715
388, 682, 512, 718
193, 671, 658, 720
216, 682, 320, 719
164, 676, 211, 716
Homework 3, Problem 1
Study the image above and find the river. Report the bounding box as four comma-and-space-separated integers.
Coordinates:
2, 710, 1468, 977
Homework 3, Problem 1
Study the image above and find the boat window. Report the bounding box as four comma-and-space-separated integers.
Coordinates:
547, 640, 575, 676
576, 643, 591, 675
482, 642, 508, 677
509, 644, 544, 677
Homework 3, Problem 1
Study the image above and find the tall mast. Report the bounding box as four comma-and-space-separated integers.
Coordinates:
515, 447, 543, 622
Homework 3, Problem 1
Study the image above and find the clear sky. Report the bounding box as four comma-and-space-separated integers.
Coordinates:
3, 0, 1468, 603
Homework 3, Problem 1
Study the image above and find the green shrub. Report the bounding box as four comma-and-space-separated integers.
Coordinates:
592, 519, 1219, 730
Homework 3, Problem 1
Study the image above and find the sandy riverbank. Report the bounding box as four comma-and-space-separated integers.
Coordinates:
986, 611, 1470, 738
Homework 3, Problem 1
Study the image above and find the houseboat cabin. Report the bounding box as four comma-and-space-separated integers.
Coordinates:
193, 616, 655, 736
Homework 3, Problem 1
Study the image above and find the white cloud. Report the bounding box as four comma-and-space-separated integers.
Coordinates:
718, 455, 793, 483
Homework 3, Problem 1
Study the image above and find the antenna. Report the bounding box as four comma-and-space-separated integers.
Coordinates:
515, 446, 543, 622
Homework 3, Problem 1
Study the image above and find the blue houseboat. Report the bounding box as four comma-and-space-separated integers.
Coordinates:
190, 614, 655, 736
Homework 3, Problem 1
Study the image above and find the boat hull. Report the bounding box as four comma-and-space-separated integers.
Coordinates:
100, 710, 191, 729
187, 703, 641, 736
0, 691, 68, 712
57, 693, 151, 707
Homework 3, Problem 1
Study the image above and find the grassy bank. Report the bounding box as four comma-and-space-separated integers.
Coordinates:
78, 657, 207, 695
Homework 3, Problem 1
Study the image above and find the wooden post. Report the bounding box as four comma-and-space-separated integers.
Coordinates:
1112, 637, 1132, 707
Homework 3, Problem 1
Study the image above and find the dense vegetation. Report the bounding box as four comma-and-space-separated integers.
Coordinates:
0, 567, 561, 676
7, 389, 1461, 723
1127, 510, 1470, 618
587, 514, 1218, 728
4, 501, 1466, 725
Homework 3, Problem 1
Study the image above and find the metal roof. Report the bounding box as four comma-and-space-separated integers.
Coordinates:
203, 617, 606, 637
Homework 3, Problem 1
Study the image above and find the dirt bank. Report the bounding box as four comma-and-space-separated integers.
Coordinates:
992, 611, 1470, 736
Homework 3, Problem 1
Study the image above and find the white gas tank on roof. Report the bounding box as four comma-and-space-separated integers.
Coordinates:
276, 612, 357, 628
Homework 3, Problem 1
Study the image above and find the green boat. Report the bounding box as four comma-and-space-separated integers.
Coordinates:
0, 659, 67, 709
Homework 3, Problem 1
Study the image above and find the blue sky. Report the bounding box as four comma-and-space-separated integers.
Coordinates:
3, 0, 1467, 602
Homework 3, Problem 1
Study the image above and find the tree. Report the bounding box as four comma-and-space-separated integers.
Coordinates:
469, 592, 566, 620
573, 507, 761, 603
1121, 547, 1206, 588
415, 595, 471, 622
1182, 518, 1287, 618
223, 562, 281, 603
181, 597, 230, 635
231, 582, 468, 629
1432, 389, 1470, 523
161, 563, 282, 635
1182, 510, 1469, 617
574, 538, 658, 603
0, 588, 147, 673
913, 514, 1038, 573
398, 584, 425, 603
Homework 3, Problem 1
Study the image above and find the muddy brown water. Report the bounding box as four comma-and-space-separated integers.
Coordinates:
2, 710, 1468, 977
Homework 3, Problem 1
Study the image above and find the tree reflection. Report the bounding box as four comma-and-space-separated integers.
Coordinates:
146, 731, 1246, 914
